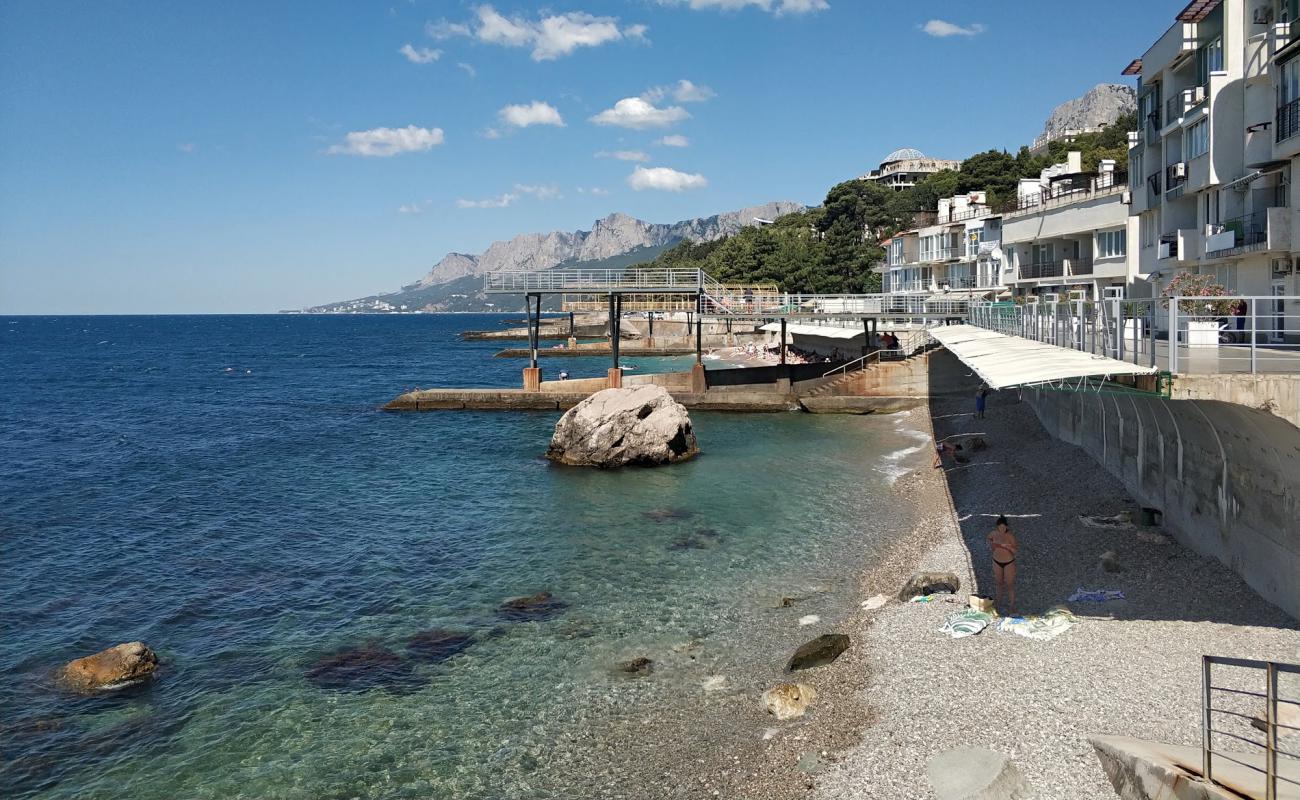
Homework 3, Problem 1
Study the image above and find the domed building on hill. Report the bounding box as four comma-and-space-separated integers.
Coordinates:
860, 147, 962, 191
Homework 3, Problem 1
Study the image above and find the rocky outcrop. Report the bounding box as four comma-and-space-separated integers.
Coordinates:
406, 629, 475, 663
415, 202, 804, 286
546, 385, 698, 468
59, 642, 158, 690
927, 747, 1030, 800
787, 633, 850, 672
1039, 84, 1135, 144
762, 683, 817, 720
496, 591, 568, 622
898, 571, 961, 601
305, 643, 418, 693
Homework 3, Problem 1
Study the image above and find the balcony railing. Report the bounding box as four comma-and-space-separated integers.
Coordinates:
1016, 257, 1093, 280
920, 247, 960, 262
1002, 171, 1128, 216
1277, 96, 1300, 143
1165, 94, 1182, 124
1146, 108, 1162, 145
1207, 211, 1268, 254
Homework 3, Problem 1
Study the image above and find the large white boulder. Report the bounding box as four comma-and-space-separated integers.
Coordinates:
546, 385, 699, 468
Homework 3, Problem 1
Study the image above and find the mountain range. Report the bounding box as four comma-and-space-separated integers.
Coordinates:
304, 201, 803, 313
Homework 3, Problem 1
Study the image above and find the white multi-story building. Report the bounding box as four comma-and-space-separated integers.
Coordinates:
882, 193, 1004, 304
1124, 0, 1300, 340
1000, 153, 1136, 299
861, 147, 962, 192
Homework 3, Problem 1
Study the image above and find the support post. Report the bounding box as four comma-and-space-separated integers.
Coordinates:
613, 294, 622, 368
862, 318, 870, 357
523, 292, 542, 391
569, 310, 575, 337
779, 317, 787, 365
648, 311, 654, 344
1169, 296, 1179, 375
695, 292, 703, 364
1250, 297, 1258, 374
1202, 657, 1213, 785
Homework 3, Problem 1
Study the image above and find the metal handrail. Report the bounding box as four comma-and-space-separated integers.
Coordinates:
1202, 655, 1300, 799
821, 348, 903, 378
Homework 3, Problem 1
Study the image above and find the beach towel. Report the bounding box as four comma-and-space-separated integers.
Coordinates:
939, 610, 993, 639
996, 607, 1078, 641
908, 593, 954, 604
1067, 588, 1125, 603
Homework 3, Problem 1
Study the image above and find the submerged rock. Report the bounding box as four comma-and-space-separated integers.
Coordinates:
59, 642, 158, 691
546, 385, 699, 468
667, 534, 712, 551
898, 572, 961, 601
617, 657, 654, 675
644, 508, 696, 522
304, 643, 418, 693
406, 629, 475, 663
496, 592, 568, 622
761, 682, 817, 720
787, 633, 850, 672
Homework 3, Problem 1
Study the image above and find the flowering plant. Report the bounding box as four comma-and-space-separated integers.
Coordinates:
1161, 272, 1235, 316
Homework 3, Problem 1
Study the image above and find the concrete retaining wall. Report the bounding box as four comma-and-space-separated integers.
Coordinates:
1027, 386, 1300, 619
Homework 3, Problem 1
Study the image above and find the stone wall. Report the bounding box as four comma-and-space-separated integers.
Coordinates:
1027, 386, 1300, 619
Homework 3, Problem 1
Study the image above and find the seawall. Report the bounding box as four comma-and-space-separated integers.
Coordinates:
1026, 383, 1300, 619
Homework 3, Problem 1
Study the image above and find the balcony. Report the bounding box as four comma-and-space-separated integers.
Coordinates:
1158, 235, 1178, 260
920, 247, 960, 263
1205, 208, 1291, 256
1017, 257, 1093, 280
1002, 171, 1128, 216
1277, 97, 1300, 144
1146, 109, 1162, 146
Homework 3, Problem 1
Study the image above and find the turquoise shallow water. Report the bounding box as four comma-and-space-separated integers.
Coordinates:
0, 314, 929, 799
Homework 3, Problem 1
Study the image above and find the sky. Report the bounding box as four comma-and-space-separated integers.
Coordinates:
0, 1, 1179, 314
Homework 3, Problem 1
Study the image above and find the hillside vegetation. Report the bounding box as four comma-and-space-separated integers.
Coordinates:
648, 112, 1135, 294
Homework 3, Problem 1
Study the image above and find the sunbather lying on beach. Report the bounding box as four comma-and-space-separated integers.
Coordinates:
988, 515, 1019, 615
932, 441, 962, 469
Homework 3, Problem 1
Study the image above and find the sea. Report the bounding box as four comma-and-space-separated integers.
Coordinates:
0, 314, 931, 799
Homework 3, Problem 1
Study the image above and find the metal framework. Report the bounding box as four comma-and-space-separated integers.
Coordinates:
1202, 655, 1300, 799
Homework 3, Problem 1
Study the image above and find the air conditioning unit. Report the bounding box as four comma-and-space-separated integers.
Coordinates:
1121, 190, 1133, 204
1042, 293, 1060, 304
1172, 162, 1187, 179
1192, 86, 1206, 104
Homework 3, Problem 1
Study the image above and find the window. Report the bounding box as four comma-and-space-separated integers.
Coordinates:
1097, 229, 1127, 259
1203, 191, 1220, 226
1140, 211, 1159, 248
1032, 243, 1055, 265
1187, 118, 1209, 158
1196, 36, 1223, 86
1130, 151, 1143, 190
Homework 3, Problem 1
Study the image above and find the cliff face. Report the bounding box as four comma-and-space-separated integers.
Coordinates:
1040, 84, 1136, 141
416, 201, 804, 286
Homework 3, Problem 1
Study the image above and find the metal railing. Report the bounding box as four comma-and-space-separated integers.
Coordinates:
1202, 656, 1300, 799
1207, 211, 1269, 254
968, 295, 1300, 375
485, 268, 707, 293
1277, 96, 1300, 143
1017, 257, 1093, 280
1004, 171, 1129, 217
920, 247, 961, 263
821, 347, 904, 378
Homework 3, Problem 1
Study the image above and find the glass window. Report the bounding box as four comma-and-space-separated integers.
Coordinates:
1197, 36, 1223, 86
1188, 119, 1209, 158
1097, 229, 1127, 258
1282, 57, 1300, 105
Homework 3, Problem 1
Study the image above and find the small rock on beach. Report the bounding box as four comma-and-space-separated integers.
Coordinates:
898, 571, 961, 601
761, 683, 817, 720
788, 633, 850, 671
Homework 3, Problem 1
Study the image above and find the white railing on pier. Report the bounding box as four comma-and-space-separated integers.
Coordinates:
484, 269, 705, 293
967, 295, 1300, 376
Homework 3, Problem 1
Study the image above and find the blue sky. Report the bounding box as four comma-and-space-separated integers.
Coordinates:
0, 1, 1177, 313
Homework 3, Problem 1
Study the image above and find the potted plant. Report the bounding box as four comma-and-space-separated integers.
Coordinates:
1161, 272, 1233, 348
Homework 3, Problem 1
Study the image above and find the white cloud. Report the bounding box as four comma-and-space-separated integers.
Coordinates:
398, 201, 431, 214
177, 142, 197, 153
457, 183, 561, 208
627, 165, 708, 191
457, 61, 477, 77
590, 97, 690, 129
498, 101, 565, 128
326, 125, 445, 157
480, 127, 502, 139
576, 186, 611, 196
657, 0, 828, 16
399, 43, 441, 63
643, 79, 715, 104
657, 134, 690, 147
434, 5, 648, 61
921, 19, 985, 37
596, 149, 650, 162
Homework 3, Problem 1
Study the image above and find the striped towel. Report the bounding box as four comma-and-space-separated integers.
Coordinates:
939, 611, 993, 638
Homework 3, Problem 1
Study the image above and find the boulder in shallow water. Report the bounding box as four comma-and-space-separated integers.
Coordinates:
545, 385, 699, 468
406, 629, 475, 663
617, 657, 654, 675
761, 682, 817, 720
304, 643, 418, 693
59, 642, 158, 691
898, 571, 961, 601
496, 592, 568, 622
643, 508, 696, 522
787, 633, 850, 672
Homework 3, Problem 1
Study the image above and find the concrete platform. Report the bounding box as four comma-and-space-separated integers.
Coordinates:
493, 346, 698, 358
1091, 735, 1299, 800
383, 388, 800, 412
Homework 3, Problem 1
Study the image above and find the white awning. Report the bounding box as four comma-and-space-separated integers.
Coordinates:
927, 289, 993, 302
928, 324, 1157, 389
759, 322, 863, 340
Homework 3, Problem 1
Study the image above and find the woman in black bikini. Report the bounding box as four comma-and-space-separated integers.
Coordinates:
987, 515, 1018, 615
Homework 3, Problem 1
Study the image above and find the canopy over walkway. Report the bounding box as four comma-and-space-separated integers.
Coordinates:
928, 324, 1158, 390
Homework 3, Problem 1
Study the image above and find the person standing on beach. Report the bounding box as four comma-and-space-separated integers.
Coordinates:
975, 386, 988, 419
988, 515, 1018, 615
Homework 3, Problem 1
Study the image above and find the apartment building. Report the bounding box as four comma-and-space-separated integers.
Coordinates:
882, 193, 1005, 305
1000, 153, 1136, 299
861, 147, 962, 191
1125, 0, 1300, 334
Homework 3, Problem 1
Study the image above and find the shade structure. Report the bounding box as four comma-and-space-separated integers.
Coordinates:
928, 325, 1157, 389
759, 322, 863, 340
926, 289, 993, 303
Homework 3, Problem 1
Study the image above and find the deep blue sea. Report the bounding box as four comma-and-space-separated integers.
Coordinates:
0, 314, 930, 799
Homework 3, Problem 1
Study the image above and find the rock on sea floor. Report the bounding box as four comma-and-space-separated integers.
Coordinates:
761, 683, 817, 720
787, 634, 850, 671
545, 385, 699, 468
